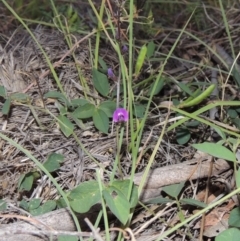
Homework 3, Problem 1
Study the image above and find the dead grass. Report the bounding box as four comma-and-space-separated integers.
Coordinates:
1, 1, 240, 240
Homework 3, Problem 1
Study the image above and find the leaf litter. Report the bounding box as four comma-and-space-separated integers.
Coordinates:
0, 1, 240, 240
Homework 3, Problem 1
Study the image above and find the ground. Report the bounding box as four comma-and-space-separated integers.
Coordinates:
0, 1, 240, 241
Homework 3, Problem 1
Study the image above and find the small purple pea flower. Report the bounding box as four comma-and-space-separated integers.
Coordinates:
107, 68, 115, 79
113, 108, 129, 123
122, 45, 128, 53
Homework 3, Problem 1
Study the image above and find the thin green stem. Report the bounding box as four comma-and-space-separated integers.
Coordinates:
94, 0, 106, 69
96, 170, 110, 241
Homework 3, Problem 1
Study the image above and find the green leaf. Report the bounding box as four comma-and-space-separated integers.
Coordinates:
43, 153, 64, 173
147, 41, 155, 58
68, 181, 101, 213
147, 77, 164, 96
18, 172, 34, 191
70, 113, 86, 130
58, 235, 78, 241
103, 186, 130, 225
162, 182, 185, 199
0, 86, 6, 97
98, 56, 108, 70
30, 200, 56, 216
99, 101, 116, 117
235, 107, 240, 113
145, 197, 173, 204
185, 120, 200, 127
133, 104, 146, 118
56, 198, 67, 208
180, 198, 207, 208
178, 84, 215, 108
92, 68, 110, 96
177, 82, 194, 96
216, 228, 240, 241
111, 180, 138, 208
228, 108, 238, 118
72, 103, 95, 119
57, 115, 74, 137
232, 66, 240, 87
9, 93, 30, 103
0, 199, 7, 211
192, 142, 236, 162
29, 198, 41, 210
70, 98, 89, 107
135, 44, 147, 76
56, 102, 67, 116
229, 208, 240, 227
211, 126, 226, 140
232, 118, 240, 129
2, 99, 11, 115
236, 169, 240, 189
176, 128, 191, 145
93, 108, 109, 134
19, 199, 29, 211
44, 91, 70, 106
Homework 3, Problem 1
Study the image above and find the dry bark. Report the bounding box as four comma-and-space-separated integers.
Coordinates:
134, 157, 231, 200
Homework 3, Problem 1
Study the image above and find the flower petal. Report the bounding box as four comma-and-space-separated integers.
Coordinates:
113, 108, 129, 123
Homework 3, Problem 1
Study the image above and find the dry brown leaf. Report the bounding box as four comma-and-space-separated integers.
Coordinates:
194, 199, 235, 229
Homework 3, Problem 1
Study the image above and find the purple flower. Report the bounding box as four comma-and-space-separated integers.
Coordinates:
122, 45, 128, 53
113, 108, 129, 123
107, 68, 115, 79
